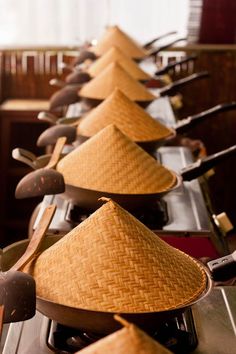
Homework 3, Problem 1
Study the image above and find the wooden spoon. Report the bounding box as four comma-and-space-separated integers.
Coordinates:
37, 125, 77, 147
15, 137, 66, 199
0, 205, 56, 340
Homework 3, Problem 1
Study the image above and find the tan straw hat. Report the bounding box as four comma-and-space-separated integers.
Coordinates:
57, 124, 176, 194
77, 88, 173, 142
77, 316, 172, 354
27, 199, 207, 313
88, 46, 151, 81
79, 62, 155, 102
91, 25, 147, 59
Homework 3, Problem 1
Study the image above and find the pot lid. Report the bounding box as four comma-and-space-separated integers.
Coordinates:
28, 199, 207, 313
77, 316, 172, 353
91, 25, 147, 59
79, 62, 155, 102
57, 124, 176, 194
77, 88, 173, 142
88, 46, 151, 81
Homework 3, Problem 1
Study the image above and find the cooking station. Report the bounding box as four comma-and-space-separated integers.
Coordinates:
2, 286, 236, 354
1, 29, 236, 354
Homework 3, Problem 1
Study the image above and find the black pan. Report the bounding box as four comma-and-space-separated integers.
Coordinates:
143, 31, 177, 49
36, 102, 236, 158
72, 37, 187, 66
59, 55, 196, 95
49, 71, 209, 111
2, 232, 213, 335
52, 55, 197, 89
4, 238, 236, 334
58, 144, 236, 210
60, 174, 181, 212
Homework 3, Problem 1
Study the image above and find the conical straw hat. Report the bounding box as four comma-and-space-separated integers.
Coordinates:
92, 25, 147, 59
57, 124, 176, 194
88, 46, 151, 81
77, 316, 172, 354
27, 199, 207, 313
77, 88, 173, 142
79, 62, 155, 102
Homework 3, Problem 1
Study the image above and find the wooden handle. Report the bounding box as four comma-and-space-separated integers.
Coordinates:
49, 78, 66, 88
46, 137, 67, 170
0, 305, 4, 341
11, 205, 56, 271
12, 148, 37, 170
38, 111, 58, 125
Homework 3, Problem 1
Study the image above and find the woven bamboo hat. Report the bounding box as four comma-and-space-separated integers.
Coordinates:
27, 199, 207, 313
91, 25, 147, 59
77, 88, 173, 142
79, 62, 155, 102
77, 316, 172, 354
57, 124, 176, 194
88, 46, 151, 81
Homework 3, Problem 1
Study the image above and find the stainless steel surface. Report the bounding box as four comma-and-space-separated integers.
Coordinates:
159, 147, 210, 232
192, 287, 236, 354
146, 95, 176, 126
3, 287, 236, 353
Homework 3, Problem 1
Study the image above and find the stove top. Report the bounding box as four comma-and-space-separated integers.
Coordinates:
3, 287, 236, 354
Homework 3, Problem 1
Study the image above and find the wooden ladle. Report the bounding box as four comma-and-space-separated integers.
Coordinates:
15, 137, 66, 199
0, 205, 56, 340
38, 111, 80, 126
12, 148, 54, 170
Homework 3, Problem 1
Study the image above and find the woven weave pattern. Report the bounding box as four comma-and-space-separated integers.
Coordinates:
88, 46, 151, 80
91, 25, 147, 59
78, 323, 172, 353
79, 62, 155, 102
57, 125, 176, 194
77, 89, 172, 142
28, 200, 207, 313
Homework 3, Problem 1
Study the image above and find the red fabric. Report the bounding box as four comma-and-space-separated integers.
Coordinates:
160, 236, 219, 259
199, 0, 236, 44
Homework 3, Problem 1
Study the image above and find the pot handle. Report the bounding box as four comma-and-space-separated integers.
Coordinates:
181, 145, 236, 181
49, 78, 66, 88
12, 148, 37, 170
175, 102, 236, 134
155, 55, 197, 76
143, 31, 177, 49
207, 251, 236, 281
149, 37, 187, 56
159, 71, 210, 97
38, 111, 59, 125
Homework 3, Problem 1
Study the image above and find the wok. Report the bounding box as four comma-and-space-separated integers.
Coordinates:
52, 55, 197, 89
57, 144, 236, 210
36, 102, 236, 157
49, 71, 209, 111
1, 224, 213, 335
59, 55, 197, 92
3, 233, 236, 335
74, 102, 236, 156
72, 37, 187, 66
14, 136, 236, 207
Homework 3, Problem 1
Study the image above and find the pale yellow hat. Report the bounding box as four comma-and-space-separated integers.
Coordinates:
77, 88, 173, 142
57, 124, 176, 194
91, 25, 147, 59
88, 46, 151, 81
79, 62, 155, 102
77, 316, 172, 353
28, 199, 207, 313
